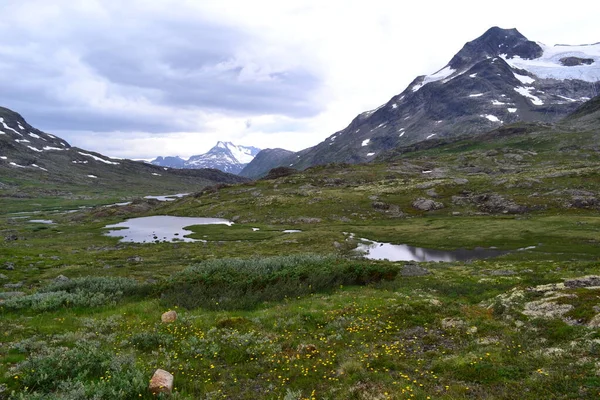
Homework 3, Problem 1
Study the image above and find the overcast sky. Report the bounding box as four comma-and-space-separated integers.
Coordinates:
0, 0, 598, 159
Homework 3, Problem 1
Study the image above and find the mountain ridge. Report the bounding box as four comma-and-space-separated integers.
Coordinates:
151, 141, 261, 174
239, 26, 599, 177
0, 106, 248, 195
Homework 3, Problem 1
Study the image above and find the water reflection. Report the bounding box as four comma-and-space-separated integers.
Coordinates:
104, 216, 232, 243
143, 193, 190, 202
357, 239, 510, 262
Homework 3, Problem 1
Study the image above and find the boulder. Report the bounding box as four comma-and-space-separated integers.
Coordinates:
161, 310, 177, 323
564, 275, 600, 288
441, 318, 466, 329
54, 275, 70, 283
149, 369, 174, 394
412, 198, 444, 211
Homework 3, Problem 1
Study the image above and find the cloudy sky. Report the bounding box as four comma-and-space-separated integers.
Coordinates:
0, 0, 598, 159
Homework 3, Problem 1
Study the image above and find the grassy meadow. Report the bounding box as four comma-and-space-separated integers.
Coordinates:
1, 123, 600, 399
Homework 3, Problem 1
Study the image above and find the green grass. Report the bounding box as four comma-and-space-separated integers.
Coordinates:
1, 123, 600, 398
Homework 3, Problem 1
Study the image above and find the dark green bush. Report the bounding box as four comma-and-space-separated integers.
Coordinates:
160, 254, 398, 310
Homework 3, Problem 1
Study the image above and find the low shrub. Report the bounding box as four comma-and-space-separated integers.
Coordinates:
9, 342, 147, 399
160, 254, 398, 310
2, 277, 148, 312
2, 291, 113, 312
41, 276, 142, 296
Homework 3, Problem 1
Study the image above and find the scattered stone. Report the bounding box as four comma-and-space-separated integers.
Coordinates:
54, 275, 69, 283
425, 189, 438, 198
570, 196, 598, 209
523, 299, 574, 319
297, 343, 318, 355
452, 211, 461, 216
50, 256, 61, 261
415, 182, 438, 189
127, 256, 143, 263
4, 234, 18, 241
4, 282, 23, 289
161, 310, 178, 323
401, 264, 431, 277
371, 201, 390, 210
588, 314, 600, 328
441, 318, 466, 330
429, 299, 442, 307
453, 178, 469, 185
488, 269, 517, 276
4, 263, 15, 270
0, 274, 7, 279
564, 276, 600, 288
412, 197, 444, 211
149, 369, 174, 395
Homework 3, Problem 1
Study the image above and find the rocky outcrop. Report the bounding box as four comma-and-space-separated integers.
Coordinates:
452, 192, 526, 214
412, 198, 444, 211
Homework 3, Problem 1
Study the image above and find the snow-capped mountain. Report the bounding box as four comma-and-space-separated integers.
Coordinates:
282, 27, 600, 170
151, 142, 261, 174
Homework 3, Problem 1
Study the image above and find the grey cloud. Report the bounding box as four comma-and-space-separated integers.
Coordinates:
0, 3, 323, 134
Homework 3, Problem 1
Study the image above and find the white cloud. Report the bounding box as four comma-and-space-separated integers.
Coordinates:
1, 0, 599, 159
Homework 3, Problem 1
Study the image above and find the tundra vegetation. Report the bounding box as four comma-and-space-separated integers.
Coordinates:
1, 122, 600, 399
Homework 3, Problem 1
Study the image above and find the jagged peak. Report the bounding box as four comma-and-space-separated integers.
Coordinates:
449, 26, 543, 71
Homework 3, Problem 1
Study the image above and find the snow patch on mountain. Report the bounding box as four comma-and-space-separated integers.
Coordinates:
78, 151, 120, 165
513, 72, 535, 84
481, 114, 502, 122
1, 118, 21, 135
514, 86, 544, 105
413, 66, 457, 92
501, 42, 600, 82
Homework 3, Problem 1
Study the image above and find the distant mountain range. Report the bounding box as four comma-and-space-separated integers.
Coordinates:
240, 27, 600, 178
151, 142, 261, 175
0, 107, 247, 194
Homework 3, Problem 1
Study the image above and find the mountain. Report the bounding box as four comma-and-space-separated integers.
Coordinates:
239, 148, 295, 178
0, 106, 248, 196
277, 27, 600, 171
151, 156, 186, 169
151, 142, 261, 174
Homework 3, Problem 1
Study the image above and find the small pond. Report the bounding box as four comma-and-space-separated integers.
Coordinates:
104, 216, 232, 243
144, 193, 190, 202
357, 239, 512, 262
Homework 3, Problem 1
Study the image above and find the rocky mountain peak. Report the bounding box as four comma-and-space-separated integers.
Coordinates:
449, 27, 543, 71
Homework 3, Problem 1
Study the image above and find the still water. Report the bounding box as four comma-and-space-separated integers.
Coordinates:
357, 239, 510, 262
104, 216, 232, 243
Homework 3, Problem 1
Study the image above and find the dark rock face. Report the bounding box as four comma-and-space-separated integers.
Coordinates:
260, 166, 298, 180
240, 148, 295, 179
151, 156, 185, 168
449, 27, 543, 70
559, 57, 594, 66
